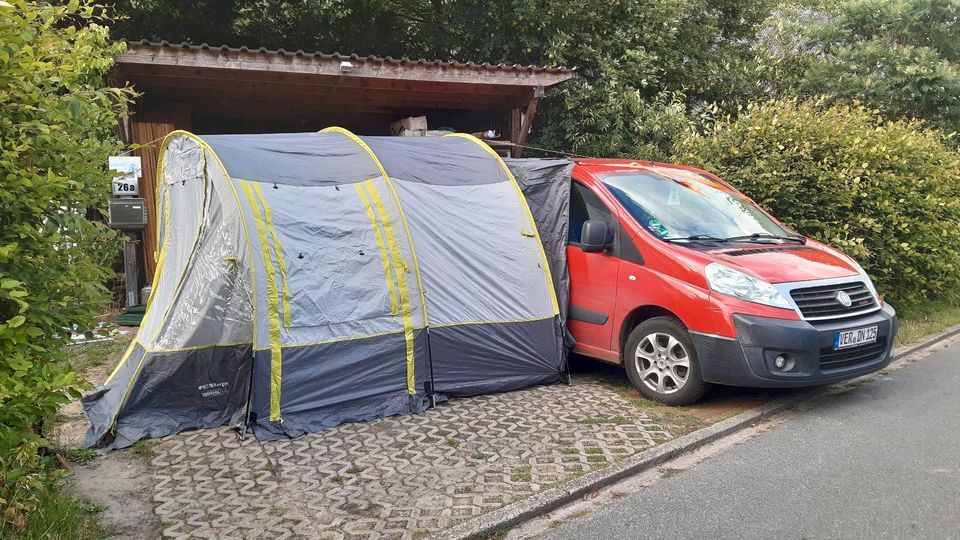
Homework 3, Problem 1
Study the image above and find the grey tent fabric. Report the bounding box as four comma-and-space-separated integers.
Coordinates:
506, 159, 573, 324
508, 158, 576, 353
84, 130, 571, 449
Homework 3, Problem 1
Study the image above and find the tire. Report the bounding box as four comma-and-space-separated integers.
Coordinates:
623, 316, 710, 406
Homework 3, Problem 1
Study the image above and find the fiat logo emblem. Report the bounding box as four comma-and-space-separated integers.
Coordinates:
836, 291, 853, 307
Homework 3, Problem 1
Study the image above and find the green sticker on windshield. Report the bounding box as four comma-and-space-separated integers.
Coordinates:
647, 218, 669, 238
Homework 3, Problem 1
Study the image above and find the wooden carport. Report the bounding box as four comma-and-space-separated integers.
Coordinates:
109, 40, 575, 283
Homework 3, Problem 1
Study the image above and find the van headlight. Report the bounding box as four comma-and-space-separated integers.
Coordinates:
705, 262, 792, 309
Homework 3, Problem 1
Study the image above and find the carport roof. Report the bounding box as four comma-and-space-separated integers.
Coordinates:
119, 40, 575, 82
113, 40, 576, 131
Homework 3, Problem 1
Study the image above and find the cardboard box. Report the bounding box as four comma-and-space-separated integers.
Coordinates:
390, 116, 428, 136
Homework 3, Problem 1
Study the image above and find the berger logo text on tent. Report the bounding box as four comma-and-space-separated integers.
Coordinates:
83, 129, 570, 449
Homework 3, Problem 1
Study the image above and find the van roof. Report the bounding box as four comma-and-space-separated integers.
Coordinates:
571, 158, 712, 179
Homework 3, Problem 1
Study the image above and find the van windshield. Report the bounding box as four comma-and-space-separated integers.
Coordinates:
599, 169, 799, 243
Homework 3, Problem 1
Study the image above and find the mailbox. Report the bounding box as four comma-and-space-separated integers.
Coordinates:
108, 198, 148, 229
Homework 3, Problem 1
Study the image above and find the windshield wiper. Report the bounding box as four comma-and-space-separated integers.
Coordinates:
663, 234, 729, 244
723, 233, 805, 244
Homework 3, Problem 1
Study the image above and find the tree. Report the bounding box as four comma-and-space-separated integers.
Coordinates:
110, 0, 778, 157
0, 0, 132, 528
755, 0, 960, 131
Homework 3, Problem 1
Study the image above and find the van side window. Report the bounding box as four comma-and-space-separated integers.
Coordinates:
569, 181, 644, 265
570, 182, 613, 244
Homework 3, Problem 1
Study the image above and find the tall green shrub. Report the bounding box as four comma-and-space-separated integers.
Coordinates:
675, 99, 960, 310
0, 0, 131, 529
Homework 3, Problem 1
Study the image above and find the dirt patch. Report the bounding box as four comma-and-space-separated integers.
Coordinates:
67, 452, 160, 539
681, 386, 801, 423
50, 332, 136, 447
52, 330, 159, 539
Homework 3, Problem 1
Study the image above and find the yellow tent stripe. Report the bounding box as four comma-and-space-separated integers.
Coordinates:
252, 183, 292, 327
105, 184, 169, 385
104, 338, 142, 385
108, 128, 177, 383
445, 133, 561, 316
135, 193, 170, 343
355, 183, 399, 315
241, 180, 284, 421
320, 126, 429, 327
364, 180, 416, 394
148, 150, 212, 344
110, 345, 151, 428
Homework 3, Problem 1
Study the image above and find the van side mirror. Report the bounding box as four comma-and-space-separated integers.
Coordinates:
581, 220, 610, 253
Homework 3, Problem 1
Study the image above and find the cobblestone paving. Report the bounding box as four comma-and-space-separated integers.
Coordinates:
151, 377, 672, 539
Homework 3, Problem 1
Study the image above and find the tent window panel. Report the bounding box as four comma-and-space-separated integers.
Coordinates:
393, 179, 555, 326
153, 182, 253, 351
261, 184, 397, 329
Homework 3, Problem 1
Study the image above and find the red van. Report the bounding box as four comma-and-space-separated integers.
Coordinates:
566, 159, 897, 405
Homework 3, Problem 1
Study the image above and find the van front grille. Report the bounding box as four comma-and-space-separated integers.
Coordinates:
789, 281, 877, 319
820, 339, 888, 371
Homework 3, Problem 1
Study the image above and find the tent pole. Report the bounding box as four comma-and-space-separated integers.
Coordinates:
237, 347, 256, 440
425, 326, 437, 409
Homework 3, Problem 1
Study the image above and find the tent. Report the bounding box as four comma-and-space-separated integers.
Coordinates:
84, 129, 572, 448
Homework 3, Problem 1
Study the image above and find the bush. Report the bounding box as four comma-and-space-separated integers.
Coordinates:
0, 0, 131, 530
675, 99, 960, 310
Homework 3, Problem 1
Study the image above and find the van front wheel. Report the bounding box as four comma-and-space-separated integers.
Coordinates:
623, 317, 709, 406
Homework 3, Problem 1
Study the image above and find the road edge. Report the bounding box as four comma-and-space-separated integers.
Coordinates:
434, 323, 960, 540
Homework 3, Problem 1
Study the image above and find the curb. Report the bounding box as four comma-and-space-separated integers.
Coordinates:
434, 324, 960, 540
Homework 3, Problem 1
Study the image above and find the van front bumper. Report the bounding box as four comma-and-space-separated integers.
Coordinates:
692, 303, 897, 388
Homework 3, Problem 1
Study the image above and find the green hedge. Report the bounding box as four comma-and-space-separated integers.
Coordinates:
0, 0, 131, 530
675, 99, 960, 311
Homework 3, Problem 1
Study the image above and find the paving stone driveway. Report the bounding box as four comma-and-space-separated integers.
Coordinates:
151, 376, 672, 539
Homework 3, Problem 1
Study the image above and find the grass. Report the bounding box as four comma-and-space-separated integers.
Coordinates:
67, 333, 134, 374
131, 440, 157, 459
0, 491, 109, 540
66, 448, 99, 466
595, 375, 706, 436
345, 465, 367, 475
446, 437, 460, 448
895, 298, 960, 346
470, 451, 491, 460
575, 416, 629, 425
510, 465, 532, 482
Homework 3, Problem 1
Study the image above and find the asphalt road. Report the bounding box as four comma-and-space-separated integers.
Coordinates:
542, 339, 960, 540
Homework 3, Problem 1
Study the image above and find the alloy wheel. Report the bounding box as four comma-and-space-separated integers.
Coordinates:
634, 332, 690, 395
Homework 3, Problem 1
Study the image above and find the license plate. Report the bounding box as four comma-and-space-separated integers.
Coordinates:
834, 325, 879, 350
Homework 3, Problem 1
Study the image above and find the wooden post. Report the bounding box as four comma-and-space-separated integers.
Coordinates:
123, 232, 139, 307
513, 86, 544, 158
510, 108, 522, 155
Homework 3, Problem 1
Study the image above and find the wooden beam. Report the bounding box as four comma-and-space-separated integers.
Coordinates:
145, 91, 494, 115
154, 95, 479, 121
514, 86, 543, 157
116, 63, 524, 97
119, 44, 575, 88
132, 78, 502, 110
